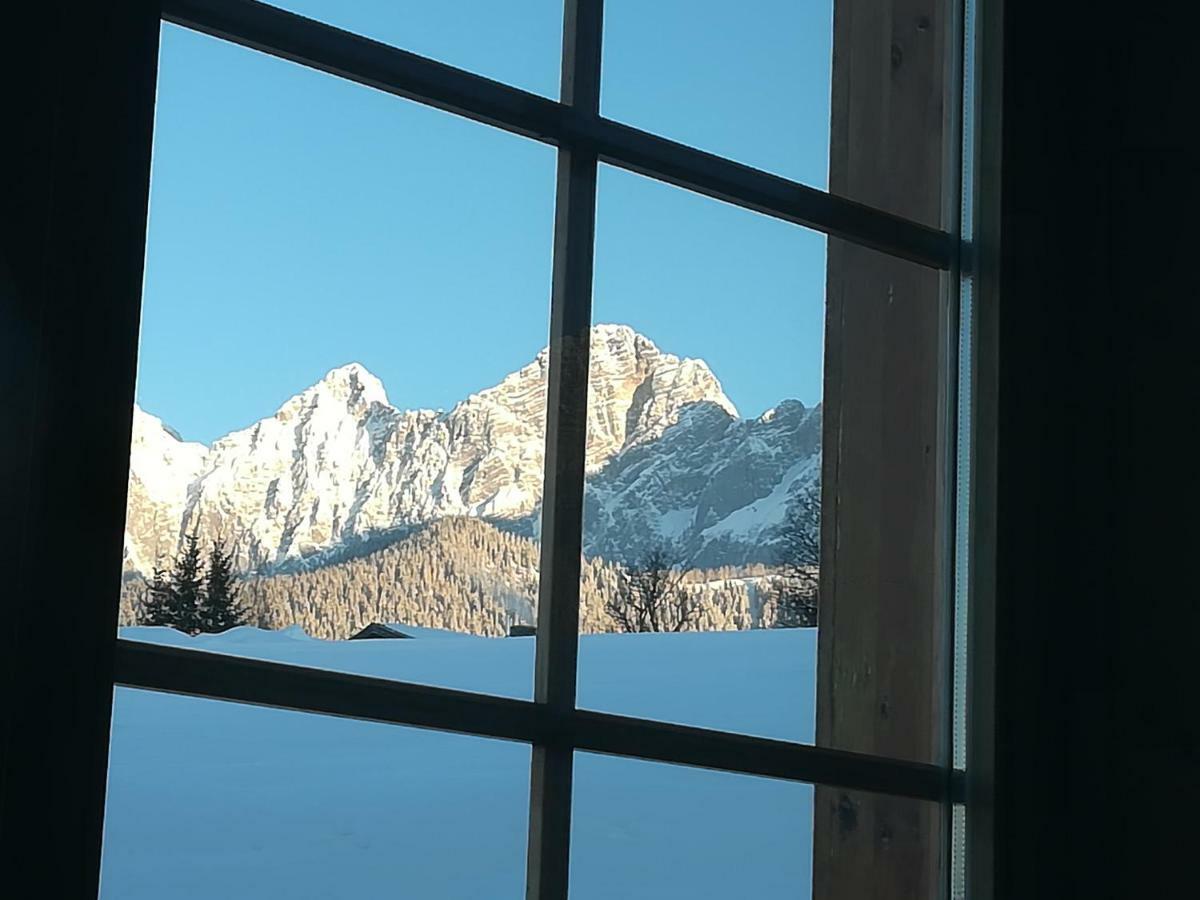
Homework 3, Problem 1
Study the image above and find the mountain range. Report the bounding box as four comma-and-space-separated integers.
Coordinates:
123, 324, 821, 577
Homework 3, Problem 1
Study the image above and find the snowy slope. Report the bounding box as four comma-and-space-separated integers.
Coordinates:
101, 626, 817, 900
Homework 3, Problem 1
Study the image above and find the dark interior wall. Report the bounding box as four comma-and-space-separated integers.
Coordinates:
990, 3, 1197, 898
0, 2, 159, 895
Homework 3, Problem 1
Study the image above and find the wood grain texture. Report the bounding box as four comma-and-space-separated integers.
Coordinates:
815, 0, 956, 897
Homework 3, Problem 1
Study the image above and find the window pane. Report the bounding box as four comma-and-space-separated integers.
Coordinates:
825, 0, 955, 228
570, 753, 812, 899
571, 754, 943, 900
576, 165, 824, 743
266, 0, 563, 99
100, 689, 530, 899
601, 0, 833, 187
819, 238, 949, 766
811, 786, 944, 900
577, 167, 949, 766
121, 26, 554, 698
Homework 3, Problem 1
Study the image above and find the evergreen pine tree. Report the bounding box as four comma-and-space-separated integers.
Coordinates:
139, 566, 174, 626
168, 528, 206, 635
199, 539, 247, 633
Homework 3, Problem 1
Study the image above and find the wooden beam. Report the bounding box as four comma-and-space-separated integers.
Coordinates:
815, 0, 957, 897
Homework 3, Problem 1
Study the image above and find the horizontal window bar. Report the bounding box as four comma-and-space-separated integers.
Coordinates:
569, 708, 953, 803
581, 118, 953, 269
114, 638, 543, 741
114, 639, 954, 803
161, 0, 953, 270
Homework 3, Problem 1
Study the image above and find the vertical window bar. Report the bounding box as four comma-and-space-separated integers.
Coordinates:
525, 3, 604, 900
531, 144, 600, 715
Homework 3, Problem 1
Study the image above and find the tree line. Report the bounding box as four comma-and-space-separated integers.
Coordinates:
121, 491, 819, 638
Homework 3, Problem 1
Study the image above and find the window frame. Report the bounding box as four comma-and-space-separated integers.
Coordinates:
10, 0, 983, 896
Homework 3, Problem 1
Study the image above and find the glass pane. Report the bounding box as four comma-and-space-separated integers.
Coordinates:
571, 753, 813, 899
576, 164, 824, 743
825, 0, 954, 228
601, 0, 833, 187
818, 238, 949, 766
811, 786, 944, 900
578, 167, 949, 766
121, 26, 554, 698
572, 754, 943, 900
267, 0, 563, 99
100, 688, 530, 899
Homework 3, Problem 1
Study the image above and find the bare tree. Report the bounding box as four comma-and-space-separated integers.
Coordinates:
772, 489, 821, 628
605, 543, 703, 633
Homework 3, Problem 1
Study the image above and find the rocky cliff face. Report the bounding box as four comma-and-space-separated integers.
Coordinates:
123, 324, 818, 574
578, 398, 821, 568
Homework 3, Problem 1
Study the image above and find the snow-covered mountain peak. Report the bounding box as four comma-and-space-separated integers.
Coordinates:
591, 322, 645, 352
584, 323, 736, 460
124, 406, 209, 574
590, 323, 727, 397
128, 406, 207, 489
124, 325, 816, 574
276, 362, 391, 420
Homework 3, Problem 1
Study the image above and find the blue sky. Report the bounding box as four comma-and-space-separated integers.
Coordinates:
138, 1, 832, 444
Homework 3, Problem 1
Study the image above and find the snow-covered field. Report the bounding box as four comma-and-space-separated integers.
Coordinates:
101, 626, 817, 899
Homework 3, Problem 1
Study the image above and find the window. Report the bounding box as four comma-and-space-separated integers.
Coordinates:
98, 1, 973, 898
102, 690, 532, 898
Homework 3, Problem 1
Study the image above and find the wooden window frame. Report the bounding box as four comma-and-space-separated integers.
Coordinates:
1, 1, 995, 898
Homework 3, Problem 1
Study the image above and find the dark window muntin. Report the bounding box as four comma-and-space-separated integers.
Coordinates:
114, 0, 968, 896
